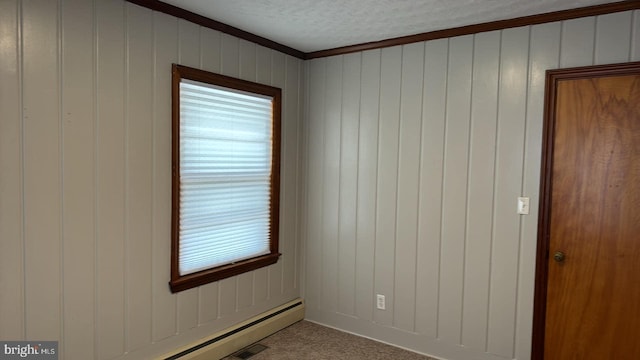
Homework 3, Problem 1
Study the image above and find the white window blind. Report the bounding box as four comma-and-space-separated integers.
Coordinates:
179, 79, 273, 276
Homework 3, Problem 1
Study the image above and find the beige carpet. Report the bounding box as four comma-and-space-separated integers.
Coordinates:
223, 320, 436, 360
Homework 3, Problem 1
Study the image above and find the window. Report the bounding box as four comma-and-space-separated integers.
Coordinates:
170, 64, 281, 293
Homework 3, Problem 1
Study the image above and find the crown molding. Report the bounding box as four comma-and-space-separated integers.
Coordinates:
125, 0, 306, 59
125, 1, 640, 60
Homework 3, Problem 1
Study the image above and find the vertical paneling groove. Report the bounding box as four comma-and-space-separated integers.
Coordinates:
123, 4, 130, 350
150, 7, 157, 342
57, 3, 64, 353
297, 59, 305, 294
93, 3, 99, 357
0, 0, 24, 341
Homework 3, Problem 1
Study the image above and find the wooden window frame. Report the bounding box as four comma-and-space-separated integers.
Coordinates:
169, 64, 281, 293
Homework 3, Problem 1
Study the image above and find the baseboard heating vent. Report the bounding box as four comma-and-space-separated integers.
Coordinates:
162, 298, 304, 360
230, 343, 268, 359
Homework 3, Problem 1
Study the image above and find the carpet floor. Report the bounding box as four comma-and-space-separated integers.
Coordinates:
222, 320, 436, 360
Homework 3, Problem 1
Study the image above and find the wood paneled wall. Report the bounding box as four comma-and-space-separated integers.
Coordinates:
302, 10, 640, 360
2, 2, 639, 360
0, 1, 303, 359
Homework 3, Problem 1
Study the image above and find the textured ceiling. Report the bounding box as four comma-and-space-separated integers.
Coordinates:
162, 0, 619, 53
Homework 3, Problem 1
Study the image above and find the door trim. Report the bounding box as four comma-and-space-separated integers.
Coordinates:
531, 60, 640, 360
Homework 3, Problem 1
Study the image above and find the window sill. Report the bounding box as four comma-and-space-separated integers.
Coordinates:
169, 252, 281, 293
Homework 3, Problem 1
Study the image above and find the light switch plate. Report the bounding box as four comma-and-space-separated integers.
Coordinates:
517, 197, 530, 215
376, 294, 385, 310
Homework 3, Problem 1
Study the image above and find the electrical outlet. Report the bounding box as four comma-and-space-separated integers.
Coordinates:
376, 294, 386, 310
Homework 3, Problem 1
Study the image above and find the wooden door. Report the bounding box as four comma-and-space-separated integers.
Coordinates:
533, 62, 640, 359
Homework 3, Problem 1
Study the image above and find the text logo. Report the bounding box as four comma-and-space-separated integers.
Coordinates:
0, 342, 57, 359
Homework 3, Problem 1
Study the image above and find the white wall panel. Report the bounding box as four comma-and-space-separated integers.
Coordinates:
633, 11, 640, 61
374, 46, 402, 326
1, 1, 303, 358
439, 34, 473, 344
96, 0, 126, 357
595, 11, 633, 64
152, 11, 178, 341
197, 284, 218, 325
303, 9, 638, 360
462, 30, 500, 351
560, 17, 596, 68
415, 38, 448, 338
304, 58, 327, 312
239, 39, 256, 81
281, 55, 302, 299
515, 21, 561, 360
5, 1, 636, 359
487, 26, 529, 358
22, 0, 62, 343
178, 19, 200, 68
0, 0, 24, 341
61, 0, 96, 357
337, 52, 361, 317
125, 3, 154, 351
200, 27, 222, 72
321, 55, 343, 314
355, 49, 381, 322
394, 42, 424, 332
220, 33, 240, 77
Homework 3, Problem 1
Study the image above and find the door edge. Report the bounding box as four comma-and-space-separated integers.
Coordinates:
531, 60, 640, 360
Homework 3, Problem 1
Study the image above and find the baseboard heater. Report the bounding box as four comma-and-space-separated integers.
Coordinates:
162, 298, 304, 360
